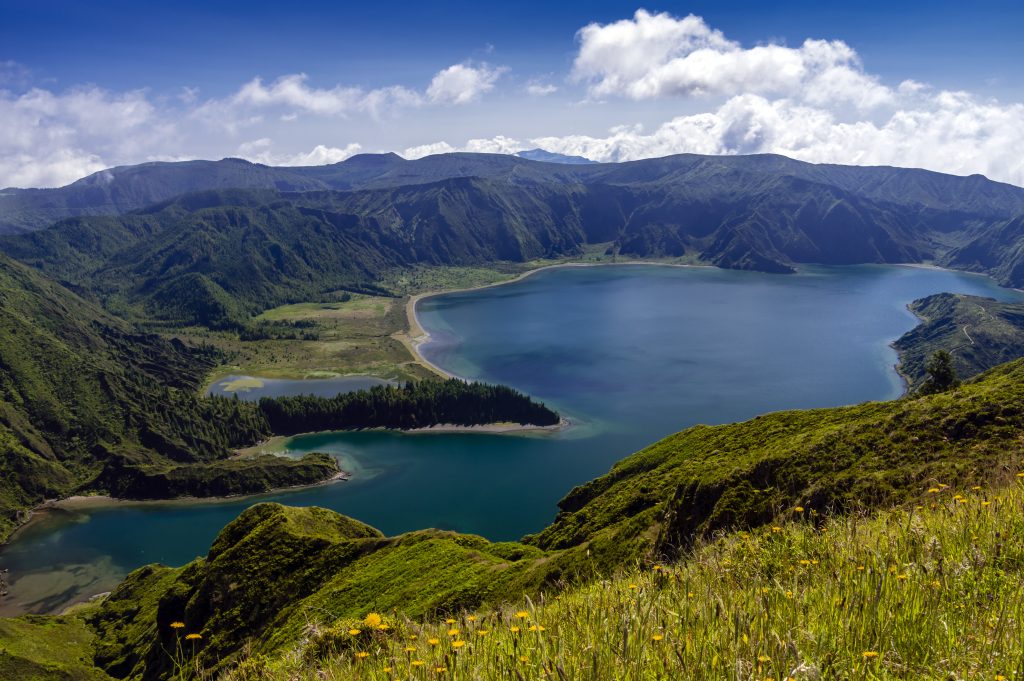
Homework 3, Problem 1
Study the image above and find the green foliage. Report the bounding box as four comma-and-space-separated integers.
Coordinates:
257, 379, 560, 434
920, 349, 960, 394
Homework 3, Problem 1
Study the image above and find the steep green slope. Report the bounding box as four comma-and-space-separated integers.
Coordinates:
84, 358, 1024, 679
894, 292, 1024, 389
0, 253, 340, 539
0, 610, 113, 680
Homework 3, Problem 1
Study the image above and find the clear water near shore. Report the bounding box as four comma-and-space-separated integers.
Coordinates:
3, 263, 1022, 616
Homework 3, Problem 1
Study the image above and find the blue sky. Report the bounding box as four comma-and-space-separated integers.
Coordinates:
2, 1, 1023, 187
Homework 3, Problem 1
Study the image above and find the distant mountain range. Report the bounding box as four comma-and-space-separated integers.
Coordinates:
3, 152, 1024, 329
514, 148, 596, 164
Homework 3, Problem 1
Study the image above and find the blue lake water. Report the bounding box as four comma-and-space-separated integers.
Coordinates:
3, 264, 1022, 615
206, 375, 392, 401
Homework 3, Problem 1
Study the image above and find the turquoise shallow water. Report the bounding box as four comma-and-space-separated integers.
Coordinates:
3, 264, 1022, 615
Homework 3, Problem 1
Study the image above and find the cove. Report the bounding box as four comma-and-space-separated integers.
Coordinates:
4, 263, 1023, 616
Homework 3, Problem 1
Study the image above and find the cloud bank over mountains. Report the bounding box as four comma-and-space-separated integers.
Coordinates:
2, 10, 1023, 188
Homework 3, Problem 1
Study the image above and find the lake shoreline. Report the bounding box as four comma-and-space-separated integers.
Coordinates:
4, 470, 352, 547
396, 260, 714, 380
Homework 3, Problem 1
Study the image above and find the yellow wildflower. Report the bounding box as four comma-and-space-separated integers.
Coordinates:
435, 667, 447, 674
863, 651, 880, 659
628, 584, 638, 590
758, 655, 771, 663
355, 651, 369, 659
466, 615, 476, 622
477, 629, 489, 636
927, 487, 940, 494
771, 526, 782, 533
428, 638, 440, 646
383, 667, 392, 673
519, 656, 529, 663
510, 626, 520, 633
411, 660, 424, 667
185, 633, 202, 640
794, 506, 804, 512
170, 622, 185, 629
452, 640, 466, 649
447, 628, 459, 637
348, 628, 361, 636
515, 611, 529, 619
404, 646, 416, 653
652, 634, 664, 642
445, 618, 456, 624
364, 613, 383, 628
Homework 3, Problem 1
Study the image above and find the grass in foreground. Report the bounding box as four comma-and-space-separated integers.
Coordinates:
223, 478, 1024, 680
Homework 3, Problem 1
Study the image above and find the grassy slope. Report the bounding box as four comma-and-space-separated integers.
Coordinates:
894, 292, 1024, 389
258, 478, 1024, 681
85, 358, 1024, 679
0, 608, 112, 681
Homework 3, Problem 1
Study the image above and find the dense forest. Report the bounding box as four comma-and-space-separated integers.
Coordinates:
257, 379, 560, 435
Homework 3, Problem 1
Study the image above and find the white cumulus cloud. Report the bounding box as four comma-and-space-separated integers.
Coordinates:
426, 63, 506, 105
573, 10, 891, 111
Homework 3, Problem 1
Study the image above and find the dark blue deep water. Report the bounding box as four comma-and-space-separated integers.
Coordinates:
4, 264, 1022, 614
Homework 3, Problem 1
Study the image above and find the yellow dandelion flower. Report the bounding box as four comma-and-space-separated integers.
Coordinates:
170, 621, 185, 629
1016, 473, 1024, 478
445, 618, 456, 624
653, 564, 663, 571
355, 651, 370, 659
528, 625, 538, 632
466, 615, 476, 622
411, 660, 424, 667
408, 634, 418, 640
510, 626, 520, 633
378, 624, 390, 631
971, 485, 982, 491
982, 500, 992, 507
771, 526, 782, 533
452, 640, 466, 649
652, 634, 664, 642
447, 628, 459, 637
477, 629, 489, 636
537, 625, 546, 632
799, 559, 811, 565
515, 611, 529, 619
785, 590, 794, 599
185, 633, 202, 640
519, 656, 529, 663
628, 584, 638, 590
758, 655, 771, 663
996, 675, 1007, 681
348, 628, 361, 636
863, 651, 880, 659
383, 667, 392, 673
794, 506, 804, 512
927, 487, 940, 494
404, 646, 416, 653
435, 667, 447, 674
364, 612, 383, 627
428, 638, 440, 646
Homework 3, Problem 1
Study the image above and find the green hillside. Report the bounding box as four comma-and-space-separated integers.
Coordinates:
0, 253, 340, 539
894, 292, 1024, 389
68, 357, 1024, 678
